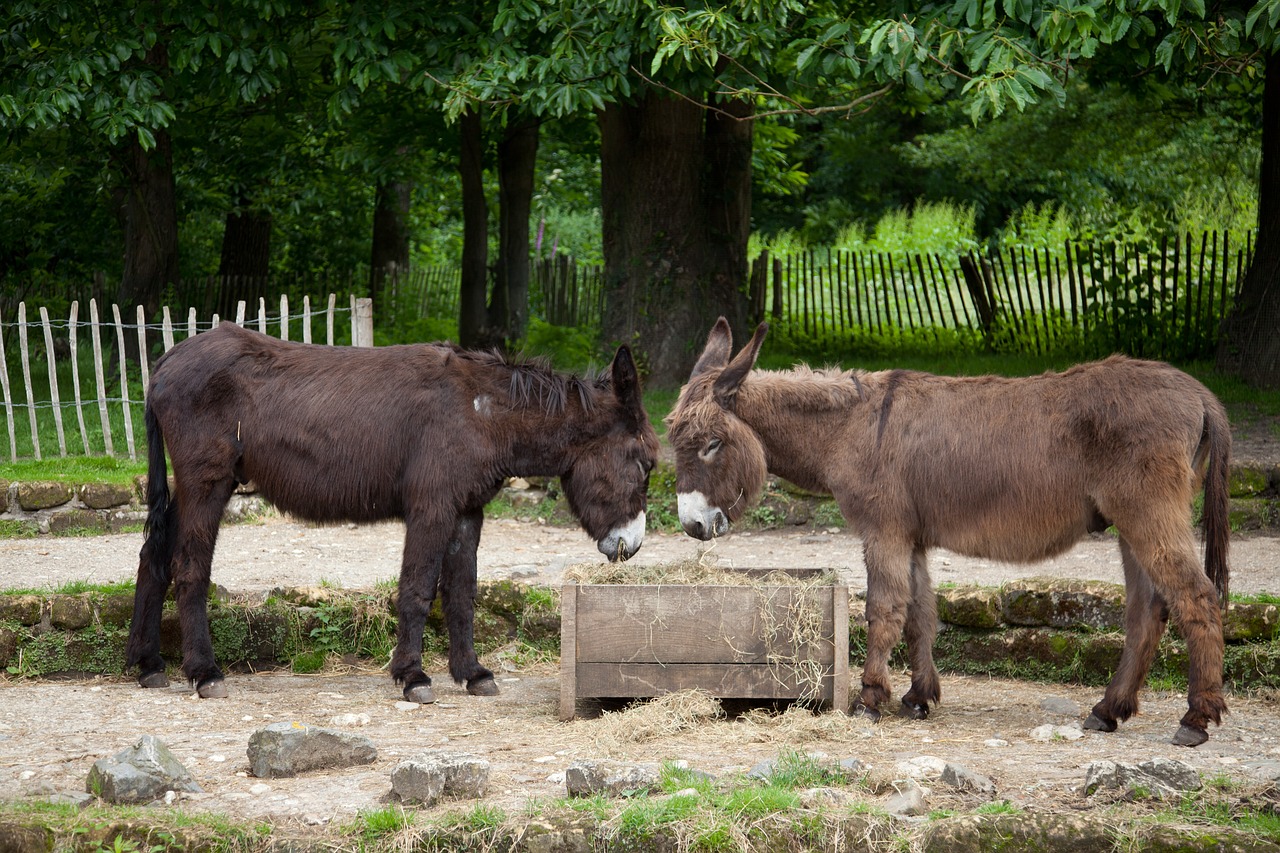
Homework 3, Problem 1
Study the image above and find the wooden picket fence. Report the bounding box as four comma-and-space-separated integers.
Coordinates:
0, 295, 373, 462
747, 231, 1251, 359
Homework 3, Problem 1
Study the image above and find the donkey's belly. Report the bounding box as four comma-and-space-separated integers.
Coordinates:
931, 512, 1094, 564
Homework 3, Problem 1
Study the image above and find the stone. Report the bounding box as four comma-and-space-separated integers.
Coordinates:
1083, 758, 1201, 798
1228, 465, 1271, 497
1001, 578, 1125, 630
1038, 696, 1081, 716
0, 595, 42, 626
940, 763, 996, 796
47, 509, 108, 535
86, 735, 202, 804
936, 587, 1003, 629
246, 721, 377, 778
565, 759, 660, 798
78, 483, 134, 509
47, 791, 94, 809
1223, 601, 1280, 642
883, 781, 929, 817
897, 756, 946, 779
1030, 724, 1083, 742
49, 595, 93, 630
16, 482, 72, 511
747, 759, 776, 781
391, 751, 491, 805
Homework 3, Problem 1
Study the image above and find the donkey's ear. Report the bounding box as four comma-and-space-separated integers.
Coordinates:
713, 322, 767, 408
609, 345, 646, 426
689, 317, 733, 380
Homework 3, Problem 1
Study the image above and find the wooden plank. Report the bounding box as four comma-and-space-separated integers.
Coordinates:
89, 299, 113, 455
187, 307, 197, 340
574, 663, 836, 703
280, 294, 289, 341
18, 303, 41, 460
39, 306, 66, 456
0, 304, 17, 461
112, 304, 136, 461
68, 302, 90, 454
302, 295, 312, 344
235, 300, 246, 326
327, 293, 336, 345
136, 305, 150, 404
832, 586, 850, 714
560, 582, 579, 721
257, 298, 267, 335
572, 585, 836, 664
161, 307, 175, 352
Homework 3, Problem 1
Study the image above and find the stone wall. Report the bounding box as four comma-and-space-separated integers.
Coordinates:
0, 479, 268, 536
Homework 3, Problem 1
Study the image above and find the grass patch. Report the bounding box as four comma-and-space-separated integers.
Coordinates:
1, 455, 146, 485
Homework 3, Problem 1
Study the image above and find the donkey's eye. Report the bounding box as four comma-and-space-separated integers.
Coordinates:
700, 438, 722, 460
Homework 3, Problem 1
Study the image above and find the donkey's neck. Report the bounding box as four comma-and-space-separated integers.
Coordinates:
735, 370, 869, 493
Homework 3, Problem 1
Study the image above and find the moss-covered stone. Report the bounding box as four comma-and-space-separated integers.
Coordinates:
1229, 498, 1280, 531
97, 593, 135, 627
1001, 577, 1125, 630
78, 482, 134, 509
921, 813, 1118, 853
49, 595, 93, 629
0, 596, 43, 626
1224, 601, 1280, 642
0, 627, 17, 669
47, 509, 108, 536
15, 482, 72, 511
937, 587, 1002, 629
1230, 465, 1272, 498
0, 822, 53, 853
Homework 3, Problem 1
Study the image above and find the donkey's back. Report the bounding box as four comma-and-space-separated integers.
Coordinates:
148, 323, 471, 523
846, 356, 1229, 583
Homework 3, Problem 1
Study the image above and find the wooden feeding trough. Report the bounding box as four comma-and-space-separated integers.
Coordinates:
559, 567, 850, 720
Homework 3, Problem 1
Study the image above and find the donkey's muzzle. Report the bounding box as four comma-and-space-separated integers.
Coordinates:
677, 491, 729, 540
681, 513, 728, 541
598, 511, 646, 562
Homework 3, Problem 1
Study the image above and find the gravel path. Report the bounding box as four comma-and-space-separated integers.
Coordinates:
1, 514, 1277, 596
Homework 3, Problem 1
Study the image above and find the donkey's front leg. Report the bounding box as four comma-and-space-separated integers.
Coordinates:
899, 546, 941, 720
440, 508, 497, 696
856, 537, 913, 721
391, 516, 450, 703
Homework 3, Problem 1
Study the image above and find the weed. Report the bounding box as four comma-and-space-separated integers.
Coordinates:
353, 804, 413, 842
974, 800, 1022, 815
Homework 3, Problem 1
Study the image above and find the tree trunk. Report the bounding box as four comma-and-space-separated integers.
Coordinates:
1217, 50, 1280, 388
494, 115, 540, 344
599, 91, 751, 386
116, 42, 178, 324
216, 205, 271, 320
458, 107, 490, 348
370, 179, 412, 322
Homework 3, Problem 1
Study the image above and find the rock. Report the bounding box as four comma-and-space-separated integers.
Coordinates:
839, 757, 868, 778
391, 751, 491, 805
1242, 759, 1280, 782
0, 596, 41, 626
921, 813, 1122, 853
940, 763, 996, 796
47, 509, 107, 535
565, 759, 660, 798
896, 756, 946, 779
247, 721, 377, 778
798, 787, 850, 808
1223, 601, 1280, 642
49, 595, 93, 630
16, 482, 72, 511
747, 759, 776, 781
1030, 724, 1083, 742
47, 791, 94, 809
1038, 696, 1081, 716
1083, 758, 1201, 798
884, 781, 929, 817
329, 713, 371, 727
1001, 578, 1125, 630
936, 587, 1003, 629
78, 483, 133, 509
86, 735, 202, 804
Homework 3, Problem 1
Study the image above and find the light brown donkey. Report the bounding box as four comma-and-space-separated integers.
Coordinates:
666, 317, 1231, 747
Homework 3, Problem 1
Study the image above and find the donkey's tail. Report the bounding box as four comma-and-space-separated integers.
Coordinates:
142, 402, 175, 581
1200, 395, 1231, 604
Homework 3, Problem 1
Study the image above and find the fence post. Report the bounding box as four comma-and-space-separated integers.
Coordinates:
353, 297, 374, 347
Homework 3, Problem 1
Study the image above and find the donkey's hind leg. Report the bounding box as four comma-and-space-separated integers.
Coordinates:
856, 537, 913, 721
1085, 538, 1168, 734
126, 509, 177, 688
1115, 527, 1226, 746
171, 478, 237, 698
899, 546, 941, 720
440, 508, 498, 696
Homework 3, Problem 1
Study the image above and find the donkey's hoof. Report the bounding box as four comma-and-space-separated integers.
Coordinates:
197, 679, 228, 699
467, 675, 499, 696
898, 701, 929, 721
404, 683, 436, 704
854, 703, 882, 723
138, 671, 169, 689
1172, 724, 1208, 747
1083, 713, 1117, 733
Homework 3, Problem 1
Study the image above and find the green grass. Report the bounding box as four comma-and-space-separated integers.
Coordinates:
1, 454, 146, 484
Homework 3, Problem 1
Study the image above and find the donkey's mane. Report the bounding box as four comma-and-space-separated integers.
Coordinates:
741, 364, 869, 411
457, 348, 608, 415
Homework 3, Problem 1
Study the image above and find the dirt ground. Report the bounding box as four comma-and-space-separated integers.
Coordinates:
0, 518, 1278, 836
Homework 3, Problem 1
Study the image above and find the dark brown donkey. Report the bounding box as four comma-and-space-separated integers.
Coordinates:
128, 323, 659, 702
667, 317, 1230, 747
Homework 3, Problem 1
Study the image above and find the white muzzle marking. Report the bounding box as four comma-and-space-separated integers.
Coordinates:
598, 511, 646, 561
677, 490, 729, 540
